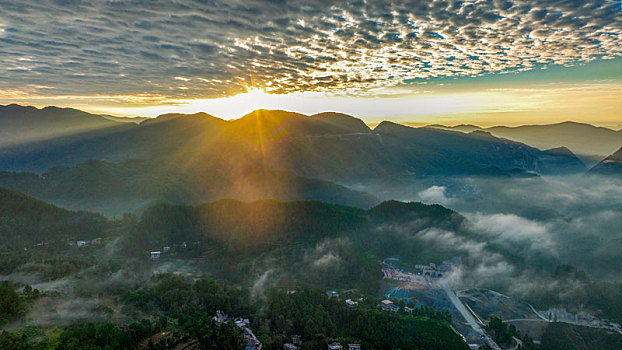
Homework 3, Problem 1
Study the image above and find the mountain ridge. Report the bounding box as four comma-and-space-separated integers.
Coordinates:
427, 121, 622, 159
0, 104, 588, 179
589, 147, 622, 176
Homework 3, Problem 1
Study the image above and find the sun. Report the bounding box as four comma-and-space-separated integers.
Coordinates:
233, 87, 273, 111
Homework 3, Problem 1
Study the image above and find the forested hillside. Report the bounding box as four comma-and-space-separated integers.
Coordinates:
0, 186, 108, 250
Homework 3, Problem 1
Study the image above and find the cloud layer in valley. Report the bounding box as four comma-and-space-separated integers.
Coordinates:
416, 176, 622, 277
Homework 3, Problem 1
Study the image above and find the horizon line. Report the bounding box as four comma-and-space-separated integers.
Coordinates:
2, 102, 621, 132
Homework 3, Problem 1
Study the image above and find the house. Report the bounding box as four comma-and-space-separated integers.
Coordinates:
328, 342, 343, 350
381, 299, 400, 312
77, 240, 87, 247
348, 345, 361, 350
245, 337, 260, 350
283, 344, 298, 350
213, 310, 229, 326
326, 290, 339, 298
345, 299, 358, 307
150, 251, 161, 259
404, 306, 414, 314
163, 246, 171, 253
234, 317, 250, 329
291, 335, 302, 345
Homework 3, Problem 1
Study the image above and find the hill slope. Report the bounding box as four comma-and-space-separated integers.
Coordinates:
588, 147, 622, 176
0, 104, 124, 148
0, 104, 138, 171
0, 186, 108, 249
0, 158, 379, 217
428, 121, 622, 159
122, 198, 465, 290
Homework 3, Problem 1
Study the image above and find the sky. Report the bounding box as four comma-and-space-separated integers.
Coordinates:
0, 0, 621, 127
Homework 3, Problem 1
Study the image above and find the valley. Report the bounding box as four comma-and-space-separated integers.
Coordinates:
1, 0, 621, 348
0, 105, 620, 349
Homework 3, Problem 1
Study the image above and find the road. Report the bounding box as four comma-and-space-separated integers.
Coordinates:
507, 336, 523, 350
440, 280, 502, 350
442, 281, 485, 333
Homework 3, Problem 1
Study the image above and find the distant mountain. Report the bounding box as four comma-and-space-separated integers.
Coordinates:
100, 114, 149, 124
428, 121, 622, 159
0, 105, 591, 216
539, 146, 587, 174
0, 185, 107, 248
426, 123, 481, 133
0, 158, 378, 217
198, 111, 585, 180
0, 104, 127, 148
0, 105, 586, 177
0, 104, 138, 171
588, 147, 622, 176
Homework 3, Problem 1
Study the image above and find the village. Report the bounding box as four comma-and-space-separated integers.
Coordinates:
145, 251, 502, 350
64, 236, 502, 350
213, 308, 362, 350
201, 256, 465, 350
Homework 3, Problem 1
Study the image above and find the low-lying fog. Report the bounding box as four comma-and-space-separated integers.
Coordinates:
3, 173, 620, 328
358, 175, 622, 295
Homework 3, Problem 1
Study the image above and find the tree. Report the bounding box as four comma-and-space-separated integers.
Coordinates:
0, 282, 21, 325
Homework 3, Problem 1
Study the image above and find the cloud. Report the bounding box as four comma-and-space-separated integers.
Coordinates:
418, 185, 453, 205
417, 227, 486, 256
367, 175, 622, 299
429, 176, 621, 274
251, 269, 275, 298
19, 297, 111, 328
312, 252, 341, 267
305, 237, 349, 269
0, 0, 619, 99
467, 213, 556, 253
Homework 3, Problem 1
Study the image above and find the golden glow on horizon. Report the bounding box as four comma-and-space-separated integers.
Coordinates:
1, 83, 621, 128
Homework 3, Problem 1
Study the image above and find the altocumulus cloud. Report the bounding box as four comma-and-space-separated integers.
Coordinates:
0, 0, 620, 99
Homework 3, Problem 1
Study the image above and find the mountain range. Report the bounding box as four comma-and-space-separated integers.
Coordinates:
0, 104, 616, 216
0, 104, 587, 175
427, 121, 622, 163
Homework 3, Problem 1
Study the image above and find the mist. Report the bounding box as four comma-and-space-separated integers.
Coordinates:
343, 175, 622, 315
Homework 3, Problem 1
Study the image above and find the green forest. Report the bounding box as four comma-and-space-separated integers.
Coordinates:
0, 275, 468, 350
2, 186, 622, 349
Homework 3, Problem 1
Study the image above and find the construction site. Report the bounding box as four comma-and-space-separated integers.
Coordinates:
381, 257, 501, 350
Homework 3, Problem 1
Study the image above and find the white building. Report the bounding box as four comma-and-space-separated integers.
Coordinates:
328, 342, 343, 350
345, 299, 358, 307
